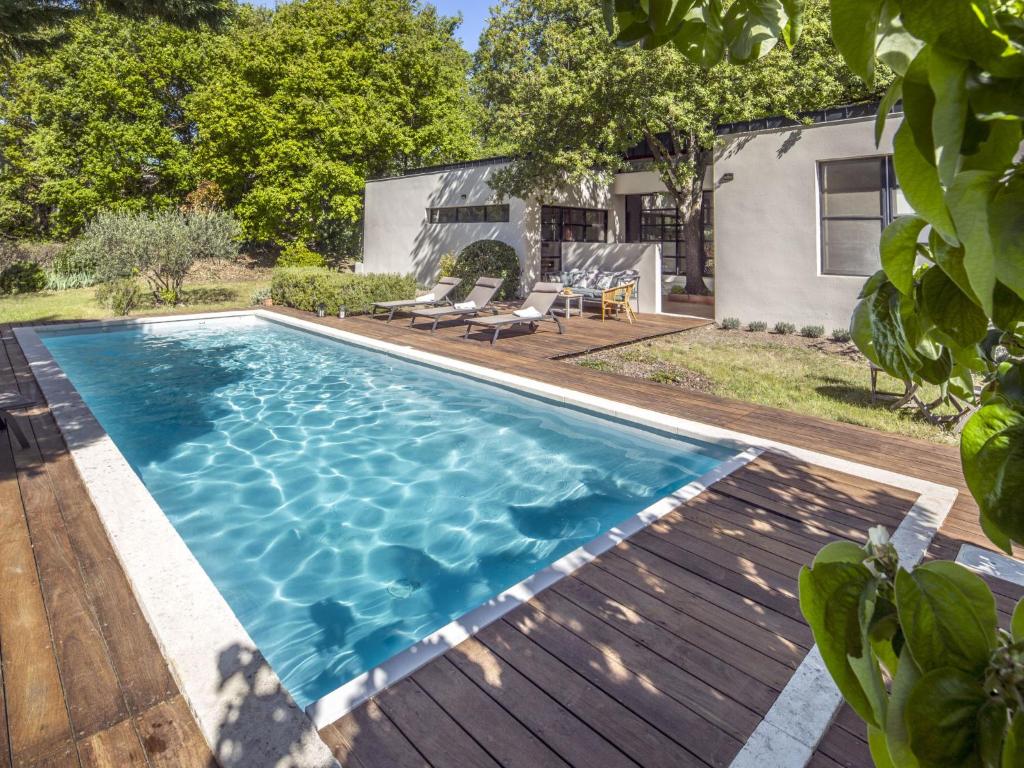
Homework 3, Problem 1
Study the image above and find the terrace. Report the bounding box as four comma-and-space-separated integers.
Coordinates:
0, 307, 1016, 768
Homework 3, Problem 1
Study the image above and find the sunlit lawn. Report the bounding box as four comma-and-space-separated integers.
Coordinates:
576, 325, 958, 445
0, 279, 270, 324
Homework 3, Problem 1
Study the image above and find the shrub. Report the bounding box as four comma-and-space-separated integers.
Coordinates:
48, 242, 100, 288
250, 287, 271, 305
277, 241, 326, 268
720, 317, 740, 330
747, 320, 767, 332
450, 240, 520, 300
95, 278, 143, 316
0, 260, 47, 294
773, 321, 797, 335
271, 268, 417, 315
831, 327, 852, 343
437, 252, 457, 279
801, 324, 825, 338
670, 284, 686, 295
79, 209, 240, 304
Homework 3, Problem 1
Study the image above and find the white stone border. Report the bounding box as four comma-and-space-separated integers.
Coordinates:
957, 544, 1024, 586
17, 310, 960, 766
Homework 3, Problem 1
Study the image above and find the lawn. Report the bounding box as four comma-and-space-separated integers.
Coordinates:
575, 325, 959, 445
0, 279, 269, 324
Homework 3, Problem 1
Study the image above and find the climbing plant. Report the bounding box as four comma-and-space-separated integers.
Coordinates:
602, 1, 1024, 764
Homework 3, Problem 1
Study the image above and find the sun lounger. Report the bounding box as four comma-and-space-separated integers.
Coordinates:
409, 277, 504, 332
372, 277, 462, 322
462, 282, 565, 344
0, 391, 34, 449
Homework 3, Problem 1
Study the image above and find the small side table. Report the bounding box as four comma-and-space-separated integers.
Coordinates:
555, 292, 584, 318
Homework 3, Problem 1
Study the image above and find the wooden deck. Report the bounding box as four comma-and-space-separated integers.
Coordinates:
0, 304, 1006, 767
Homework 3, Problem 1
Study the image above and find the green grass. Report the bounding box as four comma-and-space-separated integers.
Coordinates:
579, 327, 958, 445
0, 279, 270, 324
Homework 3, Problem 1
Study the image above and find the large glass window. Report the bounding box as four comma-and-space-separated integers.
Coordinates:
428, 204, 509, 224
819, 157, 901, 276
625, 192, 714, 277
540, 206, 608, 274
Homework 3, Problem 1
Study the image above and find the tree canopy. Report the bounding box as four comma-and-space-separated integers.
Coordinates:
473, 0, 882, 292
0, 0, 481, 256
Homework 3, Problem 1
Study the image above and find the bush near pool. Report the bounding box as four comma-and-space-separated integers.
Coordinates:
271, 268, 418, 316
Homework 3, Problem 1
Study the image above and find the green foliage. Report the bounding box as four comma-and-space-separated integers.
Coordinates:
0, 260, 47, 294
451, 240, 521, 301
721, 317, 741, 330
270, 267, 418, 316
670, 284, 687, 295
747, 320, 768, 332
774, 321, 796, 335
831, 327, 852, 343
187, 0, 480, 254
95, 277, 143, 315
438, 252, 458, 279
249, 286, 271, 306
801, 324, 825, 338
0, 0, 231, 63
277, 242, 326, 268
80, 209, 239, 304
0, 2, 480, 248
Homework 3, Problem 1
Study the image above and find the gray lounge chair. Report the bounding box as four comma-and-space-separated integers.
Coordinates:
410, 277, 504, 332
0, 391, 33, 449
462, 282, 565, 344
372, 276, 462, 322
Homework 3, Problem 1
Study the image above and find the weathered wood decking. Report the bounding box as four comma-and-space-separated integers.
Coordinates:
0, 305, 1007, 767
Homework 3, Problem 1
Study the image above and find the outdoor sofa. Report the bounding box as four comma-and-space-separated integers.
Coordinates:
558, 268, 640, 304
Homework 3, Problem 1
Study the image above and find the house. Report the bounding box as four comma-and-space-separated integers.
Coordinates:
362, 103, 905, 329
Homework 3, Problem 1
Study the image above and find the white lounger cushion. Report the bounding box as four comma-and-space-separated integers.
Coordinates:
454, 300, 477, 310
415, 293, 436, 302
513, 307, 542, 319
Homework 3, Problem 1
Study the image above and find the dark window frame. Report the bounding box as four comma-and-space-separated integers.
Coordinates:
626, 192, 714, 277
818, 156, 899, 277
539, 205, 608, 274
427, 204, 509, 224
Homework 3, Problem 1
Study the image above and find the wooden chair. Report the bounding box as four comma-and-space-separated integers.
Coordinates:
600, 282, 637, 323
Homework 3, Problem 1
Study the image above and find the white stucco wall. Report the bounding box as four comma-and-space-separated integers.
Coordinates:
713, 115, 901, 329
560, 242, 662, 313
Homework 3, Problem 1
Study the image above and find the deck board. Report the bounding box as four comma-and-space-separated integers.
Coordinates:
3, 305, 1010, 768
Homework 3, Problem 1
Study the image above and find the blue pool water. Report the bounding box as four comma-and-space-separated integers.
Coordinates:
41, 316, 733, 707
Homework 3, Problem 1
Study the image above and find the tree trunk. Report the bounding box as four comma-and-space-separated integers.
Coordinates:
681, 181, 707, 296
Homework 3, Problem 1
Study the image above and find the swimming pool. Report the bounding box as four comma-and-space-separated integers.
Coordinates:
39, 314, 737, 710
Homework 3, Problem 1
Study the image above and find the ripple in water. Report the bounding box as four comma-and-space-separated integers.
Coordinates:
41, 316, 734, 707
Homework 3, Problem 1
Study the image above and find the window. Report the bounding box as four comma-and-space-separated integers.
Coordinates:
540, 206, 608, 274
428, 204, 509, 224
819, 157, 902, 276
624, 192, 714, 277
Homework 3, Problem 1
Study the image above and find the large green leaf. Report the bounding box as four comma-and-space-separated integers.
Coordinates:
978, 700, 1009, 768
799, 553, 881, 726
967, 72, 1024, 121
893, 116, 958, 245
990, 177, 1024, 302
920, 266, 989, 349
885, 649, 922, 768
927, 50, 968, 187
722, 0, 787, 62
1013, 598, 1024, 642
1004, 712, 1024, 768
894, 562, 998, 675
992, 282, 1024, 334
960, 119, 1022, 173
875, 2, 924, 77
868, 281, 923, 381
931, 234, 981, 307
875, 76, 904, 146
961, 401, 1024, 547
869, 724, 898, 768
947, 170, 1000, 314
880, 215, 927, 295
829, 0, 883, 84
905, 667, 988, 767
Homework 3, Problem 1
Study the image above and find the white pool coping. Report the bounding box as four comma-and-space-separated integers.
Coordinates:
956, 544, 1024, 585
15, 309, 959, 767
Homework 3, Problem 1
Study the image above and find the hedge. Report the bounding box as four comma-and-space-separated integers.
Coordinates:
445, 240, 520, 301
270, 267, 418, 315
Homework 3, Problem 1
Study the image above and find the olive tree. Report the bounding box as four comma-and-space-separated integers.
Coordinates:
603, 0, 1024, 764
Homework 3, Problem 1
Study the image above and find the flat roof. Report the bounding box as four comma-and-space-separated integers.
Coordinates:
371, 100, 899, 181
